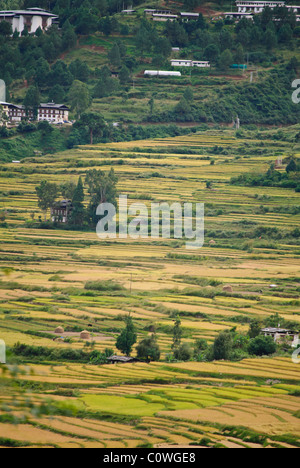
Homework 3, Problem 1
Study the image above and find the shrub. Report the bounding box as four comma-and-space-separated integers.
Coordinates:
248, 335, 276, 356
84, 280, 125, 291
173, 343, 193, 361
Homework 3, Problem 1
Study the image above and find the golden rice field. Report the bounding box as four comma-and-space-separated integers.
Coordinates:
0, 126, 299, 448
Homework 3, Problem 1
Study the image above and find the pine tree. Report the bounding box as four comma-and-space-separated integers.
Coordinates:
116, 315, 137, 356
172, 316, 182, 350
69, 177, 85, 228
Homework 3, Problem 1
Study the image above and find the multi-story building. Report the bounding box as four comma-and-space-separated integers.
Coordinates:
0, 101, 69, 124
225, 0, 300, 21
0, 7, 58, 35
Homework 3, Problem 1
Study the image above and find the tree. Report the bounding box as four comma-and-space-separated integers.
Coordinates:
77, 112, 106, 145
69, 176, 86, 228
108, 42, 121, 68
175, 97, 192, 115
203, 43, 220, 63
183, 87, 194, 103
248, 319, 261, 338
218, 49, 233, 71
60, 181, 76, 200
62, 20, 77, 50
23, 86, 40, 120
148, 96, 154, 115
286, 158, 297, 173
278, 23, 293, 43
35, 180, 58, 221
0, 21, 12, 37
212, 331, 233, 360
234, 44, 245, 64
194, 338, 208, 360
173, 343, 192, 361
116, 315, 137, 356
48, 84, 65, 103
136, 334, 160, 361
119, 65, 130, 85
172, 316, 182, 350
248, 335, 276, 356
85, 168, 118, 225
68, 80, 91, 118
98, 15, 112, 36
69, 59, 90, 82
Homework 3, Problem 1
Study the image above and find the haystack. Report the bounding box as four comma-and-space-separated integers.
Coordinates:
209, 239, 216, 245
223, 285, 233, 293
80, 330, 90, 340
54, 326, 64, 334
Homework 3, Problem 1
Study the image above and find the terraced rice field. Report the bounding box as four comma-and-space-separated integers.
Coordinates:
0, 127, 300, 448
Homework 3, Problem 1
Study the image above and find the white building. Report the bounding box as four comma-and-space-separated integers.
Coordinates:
180, 12, 200, 20
224, 11, 254, 20
0, 7, 58, 34
236, 1, 285, 13
261, 327, 299, 347
225, 1, 300, 21
152, 13, 178, 21
0, 101, 69, 124
144, 70, 181, 77
38, 103, 69, 124
171, 59, 210, 68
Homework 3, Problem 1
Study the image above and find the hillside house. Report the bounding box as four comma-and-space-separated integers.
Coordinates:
152, 13, 178, 21
51, 199, 73, 223
38, 103, 69, 124
261, 327, 299, 347
0, 7, 58, 34
107, 355, 139, 364
171, 59, 210, 68
225, 1, 300, 22
179, 12, 200, 20
236, 0, 285, 13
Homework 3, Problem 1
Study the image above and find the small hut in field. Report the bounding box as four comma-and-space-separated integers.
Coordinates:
54, 326, 64, 334
80, 330, 90, 340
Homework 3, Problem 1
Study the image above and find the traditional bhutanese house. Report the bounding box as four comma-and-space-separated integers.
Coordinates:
261, 327, 299, 347
38, 103, 69, 124
0, 101, 28, 122
0, 7, 58, 34
107, 355, 139, 364
51, 199, 73, 223
0, 101, 69, 124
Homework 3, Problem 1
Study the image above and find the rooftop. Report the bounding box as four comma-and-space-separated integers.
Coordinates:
0, 8, 58, 17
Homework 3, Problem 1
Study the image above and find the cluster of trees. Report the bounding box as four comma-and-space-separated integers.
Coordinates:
35, 167, 118, 227
149, 64, 300, 125
231, 156, 300, 191
0, 21, 77, 91
115, 311, 297, 364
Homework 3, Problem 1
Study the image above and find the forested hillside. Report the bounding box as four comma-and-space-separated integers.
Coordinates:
0, 0, 300, 155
